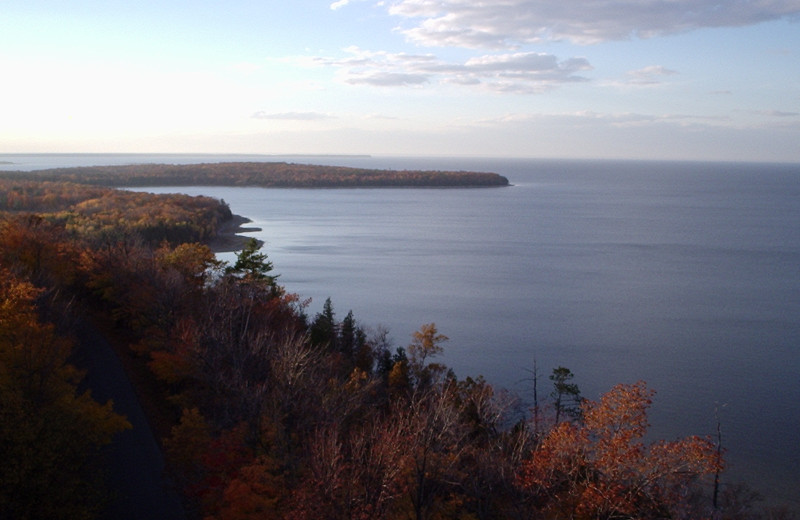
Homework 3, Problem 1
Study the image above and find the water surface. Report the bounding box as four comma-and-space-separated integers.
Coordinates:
6, 154, 799, 505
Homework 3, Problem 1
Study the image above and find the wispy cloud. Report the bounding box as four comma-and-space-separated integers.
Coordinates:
304, 46, 591, 93
736, 109, 800, 117
252, 111, 336, 120
624, 65, 678, 85
760, 110, 799, 117
384, 0, 800, 47
477, 110, 733, 129
331, 0, 373, 10
347, 72, 429, 86
330, 0, 351, 9
364, 113, 402, 120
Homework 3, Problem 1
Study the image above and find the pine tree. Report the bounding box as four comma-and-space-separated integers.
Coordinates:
226, 238, 278, 286
550, 366, 582, 424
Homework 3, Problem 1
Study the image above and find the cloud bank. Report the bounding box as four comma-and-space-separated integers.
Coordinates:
385, 0, 800, 47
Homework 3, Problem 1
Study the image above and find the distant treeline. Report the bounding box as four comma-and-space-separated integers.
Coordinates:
2, 161, 510, 188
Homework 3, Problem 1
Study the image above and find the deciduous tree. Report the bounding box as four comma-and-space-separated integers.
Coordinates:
408, 323, 449, 390
518, 381, 720, 519
0, 268, 130, 519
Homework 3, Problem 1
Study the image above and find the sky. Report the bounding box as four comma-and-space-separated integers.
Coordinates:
2, 0, 799, 162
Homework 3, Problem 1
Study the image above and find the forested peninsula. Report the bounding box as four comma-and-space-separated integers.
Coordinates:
1, 161, 510, 188
0, 166, 786, 519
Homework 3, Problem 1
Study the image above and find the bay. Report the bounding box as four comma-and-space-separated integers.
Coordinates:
5, 154, 799, 506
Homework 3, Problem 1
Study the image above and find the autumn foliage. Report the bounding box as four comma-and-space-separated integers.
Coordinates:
3, 161, 510, 188
0, 268, 130, 519
0, 165, 746, 519
518, 381, 720, 519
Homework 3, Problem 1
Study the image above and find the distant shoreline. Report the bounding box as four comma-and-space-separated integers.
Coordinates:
2, 161, 511, 188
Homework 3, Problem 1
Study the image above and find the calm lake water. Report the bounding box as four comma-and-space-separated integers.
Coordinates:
4, 154, 799, 506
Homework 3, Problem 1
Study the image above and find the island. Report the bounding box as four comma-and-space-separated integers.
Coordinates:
2, 161, 510, 188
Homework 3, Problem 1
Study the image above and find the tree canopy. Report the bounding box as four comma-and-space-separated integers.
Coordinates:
1, 162, 510, 188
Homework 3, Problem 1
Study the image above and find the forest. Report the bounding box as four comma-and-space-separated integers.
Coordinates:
0, 162, 510, 188
0, 168, 792, 519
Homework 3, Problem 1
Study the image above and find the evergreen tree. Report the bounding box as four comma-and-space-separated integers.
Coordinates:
550, 366, 582, 424
310, 297, 337, 351
226, 238, 278, 286
340, 310, 357, 359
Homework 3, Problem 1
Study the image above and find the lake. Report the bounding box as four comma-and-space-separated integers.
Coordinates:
4, 154, 799, 506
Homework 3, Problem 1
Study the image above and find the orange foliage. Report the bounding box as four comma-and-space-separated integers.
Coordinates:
167, 409, 288, 520
209, 456, 284, 520
0, 179, 109, 211
518, 381, 721, 519
0, 214, 82, 288
0, 267, 130, 518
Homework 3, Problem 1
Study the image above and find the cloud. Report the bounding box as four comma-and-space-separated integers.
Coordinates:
384, 0, 800, 47
760, 110, 799, 117
365, 113, 401, 120
735, 109, 800, 117
306, 47, 592, 93
331, 0, 373, 10
625, 65, 678, 85
476, 110, 733, 129
346, 72, 429, 86
252, 111, 335, 120
465, 53, 591, 81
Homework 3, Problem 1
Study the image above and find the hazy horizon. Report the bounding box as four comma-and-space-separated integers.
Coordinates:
2, 1, 799, 162
2, 152, 799, 167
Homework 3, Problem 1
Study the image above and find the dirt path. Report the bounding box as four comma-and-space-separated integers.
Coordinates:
73, 320, 187, 520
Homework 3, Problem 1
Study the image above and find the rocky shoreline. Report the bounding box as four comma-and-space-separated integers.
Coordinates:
207, 214, 262, 253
